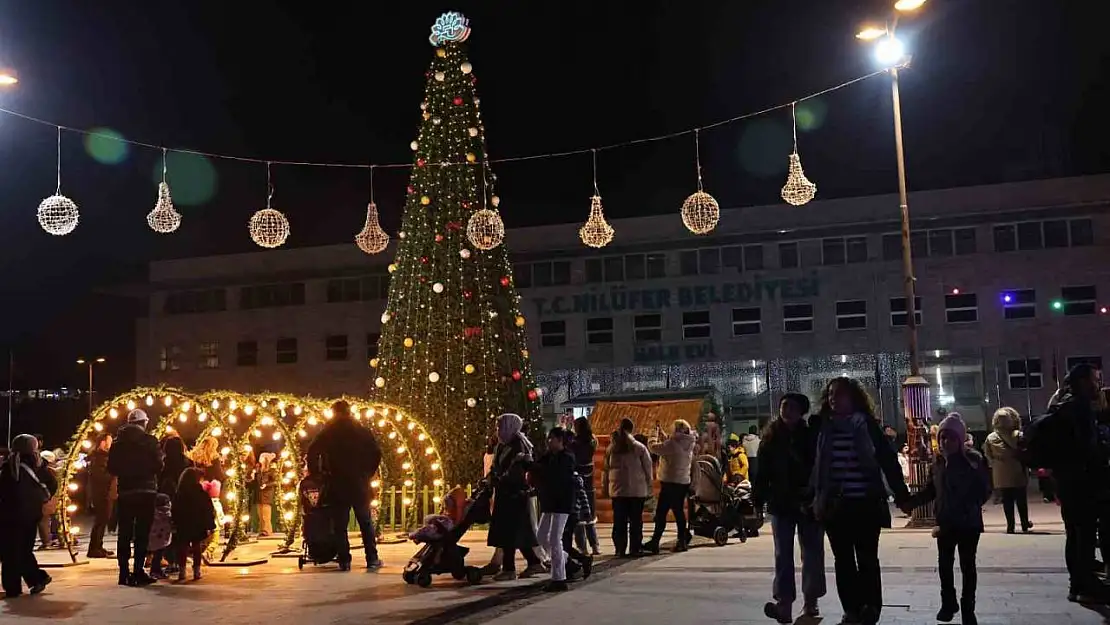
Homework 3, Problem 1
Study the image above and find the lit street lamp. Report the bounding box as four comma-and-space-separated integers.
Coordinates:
857, 0, 931, 526
76, 358, 106, 417
0, 69, 17, 86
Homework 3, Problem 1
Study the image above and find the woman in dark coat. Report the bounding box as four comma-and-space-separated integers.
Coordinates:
172, 467, 216, 581
570, 417, 600, 555
487, 413, 544, 581
86, 432, 115, 558
0, 434, 56, 597
159, 437, 194, 496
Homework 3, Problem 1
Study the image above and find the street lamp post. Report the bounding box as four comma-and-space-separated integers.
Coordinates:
76, 358, 106, 417
858, 0, 933, 527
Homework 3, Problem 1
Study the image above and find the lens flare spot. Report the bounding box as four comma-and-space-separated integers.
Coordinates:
154, 151, 217, 206
85, 128, 129, 165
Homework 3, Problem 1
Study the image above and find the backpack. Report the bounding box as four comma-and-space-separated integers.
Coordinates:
1020, 412, 1060, 470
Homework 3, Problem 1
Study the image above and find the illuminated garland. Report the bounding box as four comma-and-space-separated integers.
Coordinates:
60, 388, 446, 561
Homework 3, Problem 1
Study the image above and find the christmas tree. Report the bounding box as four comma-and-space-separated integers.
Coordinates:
371, 12, 541, 484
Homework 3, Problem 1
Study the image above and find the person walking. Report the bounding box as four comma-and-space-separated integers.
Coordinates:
742, 425, 762, 482
487, 413, 546, 580
603, 418, 654, 558
809, 377, 909, 625
255, 452, 278, 537
108, 409, 163, 587
533, 426, 576, 592
0, 434, 56, 597
172, 467, 217, 582
86, 432, 115, 559
643, 419, 696, 554
902, 414, 991, 625
983, 406, 1033, 534
570, 417, 601, 555
305, 400, 383, 571
753, 392, 825, 623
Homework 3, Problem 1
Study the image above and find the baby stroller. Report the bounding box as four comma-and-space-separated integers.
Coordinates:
297, 474, 339, 569
402, 482, 491, 587
688, 455, 746, 546
730, 479, 764, 537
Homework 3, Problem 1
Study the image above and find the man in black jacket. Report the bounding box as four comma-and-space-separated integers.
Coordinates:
306, 400, 383, 571
752, 392, 826, 623
107, 409, 163, 586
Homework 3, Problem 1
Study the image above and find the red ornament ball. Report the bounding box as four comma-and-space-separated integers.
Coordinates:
463, 290, 473, 299
435, 234, 444, 242
420, 256, 429, 264
406, 185, 415, 194
416, 158, 425, 167
511, 370, 522, 381
453, 96, 464, 105
527, 389, 539, 401
419, 276, 427, 283
499, 276, 510, 287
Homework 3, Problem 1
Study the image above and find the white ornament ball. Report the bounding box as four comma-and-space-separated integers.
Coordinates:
466, 398, 477, 408
468, 127, 478, 137
434, 71, 445, 82
433, 282, 444, 293
37, 194, 80, 236
410, 140, 419, 150
249, 208, 290, 248
381, 312, 391, 323
399, 231, 406, 239
428, 372, 440, 383
491, 195, 501, 207
459, 248, 471, 259
460, 62, 473, 74
375, 377, 386, 388
420, 102, 428, 111
432, 117, 442, 125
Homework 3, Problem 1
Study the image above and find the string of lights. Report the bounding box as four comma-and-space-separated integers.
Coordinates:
0, 69, 886, 171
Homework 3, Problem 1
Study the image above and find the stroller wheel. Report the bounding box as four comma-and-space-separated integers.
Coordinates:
465, 567, 483, 585
297, 557, 305, 570
739, 529, 748, 543
451, 569, 467, 581
713, 526, 729, 547
416, 572, 433, 588
403, 570, 417, 584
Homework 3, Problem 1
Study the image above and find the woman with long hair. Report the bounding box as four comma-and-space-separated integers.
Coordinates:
644, 419, 696, 554
983, 407, 1032, 534
570, 417, 600, 555
603, 418, 653, 557
809, 377, 909, 625
189, 436, 224, 482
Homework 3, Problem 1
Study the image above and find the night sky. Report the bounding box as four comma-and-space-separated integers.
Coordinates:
0, 0, 1104, 396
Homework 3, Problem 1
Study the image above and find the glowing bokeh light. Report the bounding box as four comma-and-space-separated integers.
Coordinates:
153, 151, 217, 206
84, 128, 129, 165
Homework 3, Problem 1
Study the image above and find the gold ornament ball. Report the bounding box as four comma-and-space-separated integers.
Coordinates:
522, 349, 530, 359
464, 364, 475, 374
420, 195, 431, 206
436, 48, 446, 57
428, 371, 440, 383
370, 358, 379, 368
515, 315, 526, 327
434, 71, 445, 81
375, 377, 386, 388
468, 127, 478, 137
403, 337, 414, 348
466, 152, 476, 163
461, 61, 473, 74
381, 311, 391, 323
388, 263, 398, 273
422, 112, 430, 120
466, 398, 477, 408
680, 190, 721, 235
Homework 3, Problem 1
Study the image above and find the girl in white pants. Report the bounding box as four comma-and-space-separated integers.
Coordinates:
534, 426, 577, 592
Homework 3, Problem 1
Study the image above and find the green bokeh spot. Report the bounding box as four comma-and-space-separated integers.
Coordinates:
737, 120, 791, 178
153, 152, 217, 206
795, 99, 828, 132
84, 128, 129, 165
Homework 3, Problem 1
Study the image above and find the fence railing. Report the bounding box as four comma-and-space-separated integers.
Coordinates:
360, 484, 469, 533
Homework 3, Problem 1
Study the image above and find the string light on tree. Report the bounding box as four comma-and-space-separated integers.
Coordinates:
249, 162, 290, 248
147, 149, 182, 234
37, 127, 79, 236
780, 102, 818, 206
680, 130, 720, 235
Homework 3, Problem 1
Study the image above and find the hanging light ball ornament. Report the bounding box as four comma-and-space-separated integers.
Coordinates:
428, 371, 440, 383
680, 190, 720, 235
355, 202, 390, 254
467, 208, 505, 250
579, 195, 615, 248
432, 282, 444, 293
37, 194, 80, 236
147, 182, 182, 234
461, 62, 473, 74
249, 208, 291, 248
781, 152, 818, 206
375, 377, 386, 388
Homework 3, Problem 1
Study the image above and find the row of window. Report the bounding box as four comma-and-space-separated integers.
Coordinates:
1007, 356, 1103, 389
159, 333, 382, 370
536, 286, 1100, 346
165, 276, 387, 315
324, 276, 390, 303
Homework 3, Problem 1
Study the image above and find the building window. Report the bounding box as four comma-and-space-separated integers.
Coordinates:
586, 317, 614, 345
634, 314, 662, 342
682, 311, 711, 339
1007, 358, 1043, 389
540, 320, 566, 347
1043, 220, 1069, 248
524, 261, 571, 286
198, 342, 219, 369
745, 245, 765, 270
945, 292, 979, 323
242, 282, 306, 309
532, 262, 553, 287
1016, 222, 1043, 250
325, 276, 388, 303
910, 231, 928, 259
822, 238, 846, 266
783, 303, 814, 333
679, 250, 699, 276
552, 261, 571, 285
836, 300, 868, 330
698, 248, 720, 275
164, 289, 227, 315
928, 229, 953, 257
779, 242, 799, 268
846, 237, 868, 263
325, 335, 348, 361
721, 246, 742, 271
159, 345, 181, 372
603, 257, 624, 282
731, 307, 761, 336
646, 253, 666, 279
954, 227, 977, 255
881, 233, 901, 262
276, 338, 298, 364
236, 341, 258, 367
513, 264, 532, 288
366, 333, 380, 359
1066, 355, 1103, 372
890, 296, 922, 327
1070, 218, 1094, 246
585, 259, 603, 283
1003, 289, 1036, 320
993, 225, 1016, 252
625, 254, 646, 281
1061, 285, 1097, 316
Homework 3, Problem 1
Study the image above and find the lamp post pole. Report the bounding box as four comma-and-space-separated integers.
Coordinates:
77, 358, 106, 417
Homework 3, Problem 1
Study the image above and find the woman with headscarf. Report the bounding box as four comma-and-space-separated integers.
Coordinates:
0, 434, 56, 597
487, 413, 545, 581
983, 407, 1032, 534
570, 417, 600, 555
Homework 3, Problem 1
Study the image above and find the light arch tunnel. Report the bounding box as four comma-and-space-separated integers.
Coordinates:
59, 387, 447, 563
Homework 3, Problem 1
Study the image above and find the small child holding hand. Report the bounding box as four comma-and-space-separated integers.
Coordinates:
901, 414, 991, 625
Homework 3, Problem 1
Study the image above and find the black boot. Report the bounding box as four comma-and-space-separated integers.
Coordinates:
961, 598, 977, 625
936, 595, 959, 623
